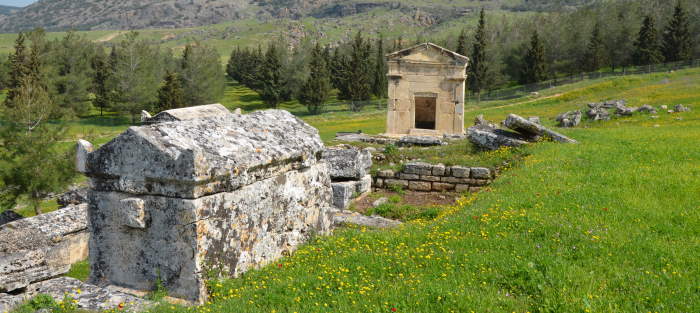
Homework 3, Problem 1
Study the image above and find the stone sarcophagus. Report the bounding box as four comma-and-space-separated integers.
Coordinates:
385, 43, 469, 137
79, 107, 332, 302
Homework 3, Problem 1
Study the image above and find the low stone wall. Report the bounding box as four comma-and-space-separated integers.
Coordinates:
374, 162, 494, 193
0, 204, 89, 293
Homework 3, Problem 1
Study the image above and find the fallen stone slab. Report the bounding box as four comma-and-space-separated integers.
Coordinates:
323, 145, 372, 180
397, 136, 444, 147
0, 204, 88, 293
330, 210, 402, 229
555, 111, 582, 128
24, 277, 151, 312
587, 107, 610, 121
503, 114, 577, 144
143, 103, 230, 124
467, 126, 530, 151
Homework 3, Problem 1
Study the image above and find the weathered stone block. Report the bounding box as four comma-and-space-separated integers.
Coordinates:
450, 166, 470, 178
409, 181, 432, 192
375, 178, 385, 188
503, 114, 577, 143
355, 175, 372, 194
330, 210, 402, 229
441, 176, 472, 184
432, 182, 455, 191
468, 126, 530, 151
378, 169, 395, 178
332, 181, 355, 209
0, 205, 88, 293
399, 173, 420, 180
83, 109, 332, 303
431, 164, 446, 176
455, 184, 470, 192
421, 175, 442, 182
384, 179, 409, 188
323, 145, 372, 180
76, 139, 93, 174
404, 162, 433, 175
472, 179, 490, 186
25, 277, 151, 312
143, 103, 230, 124
470, 167, 491, 179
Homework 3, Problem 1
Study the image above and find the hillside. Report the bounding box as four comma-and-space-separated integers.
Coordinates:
0, 5, 19, 16
0, 0, 604, 33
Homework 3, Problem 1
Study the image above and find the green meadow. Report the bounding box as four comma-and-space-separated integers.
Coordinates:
8, 67, 700, 312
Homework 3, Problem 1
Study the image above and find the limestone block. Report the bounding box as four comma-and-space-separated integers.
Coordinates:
408, 181, 432, 192
0, 205, 88, 293
432, 183, 455, 191
140, 110, 152, 123
403, 162, 433, 175
378, 169, 395, 178
503, 114, 577, 143
119, 198, 147, 229
455, 184, 470, 192
25, 277, 151, 312
420, 175, 441, 182
76, 139, 93, 173
374, 178, 384, 188
450, 166, 470, 178
330, 210, 402, 229
470, 187, 483, 193
468, 126, 530, 151
441, 177, 472, 184
144, 103, 230, 124
431, 164, 446, 176
323, 145, 373, 180
355, 175, 372, 194
331, 181, 355, 209
85, 110, 325, 199
384, 179, 408, 188
397, 136, 444, 147
0, 293, 24, 313
398, 173, 420, 180
470, 167, 491, 179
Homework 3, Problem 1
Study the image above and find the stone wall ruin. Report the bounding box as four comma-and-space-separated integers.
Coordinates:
79, 107, 333, 302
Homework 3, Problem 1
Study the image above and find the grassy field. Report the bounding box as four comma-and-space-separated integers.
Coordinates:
128, 68, 698, 313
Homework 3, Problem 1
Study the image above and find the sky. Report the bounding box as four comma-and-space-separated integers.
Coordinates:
0, 0, 36, 7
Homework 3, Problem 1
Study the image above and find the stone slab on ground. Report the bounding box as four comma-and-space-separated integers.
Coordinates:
503, 114, 577, 143
25, 277, 151, 312
467, 126, 530, 151
0, 204, 88, 293
143, 103, 230, 124
397, 136, 444, 147
330, 210, 402, 229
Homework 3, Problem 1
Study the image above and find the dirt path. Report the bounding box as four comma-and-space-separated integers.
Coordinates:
95, 31, 126, 43
466, 93, 564, 113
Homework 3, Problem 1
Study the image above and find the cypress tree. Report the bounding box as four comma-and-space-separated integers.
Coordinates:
156, 71, 186, 112
258, 44, 284, 108
299, 43, 331, 115
51, 31, 95, 117
521, 30, 547, 84
663, 1, 693, 62
469, 9, 489, 101
456, 29, 468, 56
584, 22, 607, 72
346, 31, 372, 111
4, 33, 31, 107
179, 43, 225, 106
91, 48, 111, 116
633, 15, 663, 66
372, 35, 388, 98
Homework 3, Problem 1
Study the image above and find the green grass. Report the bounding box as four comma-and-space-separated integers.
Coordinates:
64, 260, 90, 282
140, 67, 700, 313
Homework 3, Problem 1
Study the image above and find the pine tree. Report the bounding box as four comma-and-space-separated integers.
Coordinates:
469, 9, 489, 101
663, 1, 692, 62
346, 31, 372, 111
521, 30, 547, 84
0, 58, 74, 214
299, 43, 331, 115
156, 71, 186, 112
51, 31, 95, 117
179, 43, 225, 106
584, 22, 607, 72
456, 29, 468, 56
4, 33, 31, 107
372, 35, 388, 98
258, 44, 284, 108
633, 15, 663, 66
91, 47, 110, 116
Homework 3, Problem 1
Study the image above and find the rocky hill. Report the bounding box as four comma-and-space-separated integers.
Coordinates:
0, 5, 19, 16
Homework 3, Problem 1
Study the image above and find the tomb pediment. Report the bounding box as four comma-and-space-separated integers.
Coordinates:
387, 43, 468, 65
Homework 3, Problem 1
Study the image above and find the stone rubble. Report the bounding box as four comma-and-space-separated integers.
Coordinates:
0, 204, 88, 293
82, 107, 333, 303
555, 110, 582, 128
503, 114, 578, 143
674, 104, 691, 112
323, 145, 373, 209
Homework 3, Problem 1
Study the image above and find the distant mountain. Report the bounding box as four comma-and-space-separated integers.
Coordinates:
0, 5, 20, 16
0, 0, 605, 33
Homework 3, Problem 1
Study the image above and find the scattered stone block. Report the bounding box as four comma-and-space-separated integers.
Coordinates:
470, 167, 491, 179
332, 182, 355, 209
556, 111, 582, 128
83, 109, 332, 302
503, 114, 577, 143
374, 178, 384, 188
398, 136, 444, 147
467, 126, 530, 151
372, 197, 389, 207
0, 204, 88, 293
323, 145, 373, 180
587, 107, 610, 121
408, 181, 432, 192
355, 175, 372, 194
450, 166, 470, 178
674, 104, 691, 112
330, 210, 402, 229
637, 104, 657, 114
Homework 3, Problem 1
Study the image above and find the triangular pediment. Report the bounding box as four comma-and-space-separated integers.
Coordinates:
387, 43, 468, 65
